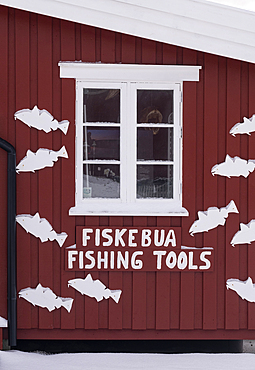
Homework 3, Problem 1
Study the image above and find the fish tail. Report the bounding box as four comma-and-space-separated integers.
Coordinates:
58, 120, 69, 135
55, 232, 68, 247
61, 298, 74, 313
57, 145, 68, 159
109, 290, 122, 303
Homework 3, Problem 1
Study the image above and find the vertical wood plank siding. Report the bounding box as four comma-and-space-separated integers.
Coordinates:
0, 5, 255, 338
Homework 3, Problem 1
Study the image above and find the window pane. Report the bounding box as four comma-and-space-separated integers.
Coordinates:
137, 127, 173, 161
137, 90, 173, 124
83, 127, 120, 160
83, 164, 120, 198
137, 165, 173, 199
83, 89, 120, 123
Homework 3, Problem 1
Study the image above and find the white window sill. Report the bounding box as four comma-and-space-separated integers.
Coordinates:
69, 200, 189, 216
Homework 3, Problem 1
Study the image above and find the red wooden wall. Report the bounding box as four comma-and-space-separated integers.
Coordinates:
0, 5, 255, 340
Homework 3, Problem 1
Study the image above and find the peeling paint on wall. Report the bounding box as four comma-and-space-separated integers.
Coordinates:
14, 106, 69, 134
189, 200, 238, 236
19, 284, 73, 312
68, 274, 122, 303
16, 213, 68, 247
16, 146, 68, 173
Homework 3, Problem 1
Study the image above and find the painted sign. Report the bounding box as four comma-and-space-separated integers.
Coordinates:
65, 227, 214, 272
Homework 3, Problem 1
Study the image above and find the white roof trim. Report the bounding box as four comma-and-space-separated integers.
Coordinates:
1, 0, 255, 63
59, 62, 201, 82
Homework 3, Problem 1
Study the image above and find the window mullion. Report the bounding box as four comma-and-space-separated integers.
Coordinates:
127, 82, 137, 203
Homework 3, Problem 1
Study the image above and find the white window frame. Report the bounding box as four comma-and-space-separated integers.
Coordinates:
59, 63, 201, 216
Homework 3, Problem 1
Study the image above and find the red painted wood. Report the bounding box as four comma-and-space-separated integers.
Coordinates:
52, 17, 62, 330
37, 14, 54, 330
132, 217, 147, 330
163, 44, 177, 65
122, 218, 133, 329
141, 39, 156, 64
239, 61, 249, 330
15, 9, 32, 330
155, 217, 170, 330
109, 217, 123, 330
29, 12, 39, 329
0, 5, 8, 321
217, 56, 227, 329
97, 216, 110, 330
81, 25, 96, 62
121, 34, 136, 63
193, 51, 204, 330
203, 53, 218, 330
248, 63, 255, 330
225, 59, 241, 330
84, 217, 99, 329
1, 5, 255, 339
17, 327, 255, 340
60, 20, 76, 329
180, 48, 197, 330
101, 29, 116, 63
146, 217, 156, 330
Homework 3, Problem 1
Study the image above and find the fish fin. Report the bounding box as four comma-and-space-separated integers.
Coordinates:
33, 213, 41, 222
246, 277, 253, 286
198, 211, 207, 219
26, 149, 34, 157
225, 154, 232, 163
240, 223, 249, 231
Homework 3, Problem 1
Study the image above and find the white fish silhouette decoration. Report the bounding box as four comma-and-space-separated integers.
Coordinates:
229, 115, 255, 136
68, 274, 122, 303
0, 316, 8, 327
16, 146, 68, 173
14, 106, 69, 134
226, 277, 255, 302
231, 219, 255, 247
211, 154, 255, 178
189, 200, 238, 236
16, 212, 68, 247
19, 284, 73, 312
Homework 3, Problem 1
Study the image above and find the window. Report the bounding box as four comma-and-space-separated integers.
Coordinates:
59, 63, 201, 215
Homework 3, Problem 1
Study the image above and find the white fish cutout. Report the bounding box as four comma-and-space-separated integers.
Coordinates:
189, 200, 238, 236
16, 212, 68, 247
19, 284, 73, 312
16, 146, 68, 173
231, 219, 255, 246
226, 277, 255, 302
211, 154, 255, 178
68, 274, 122, 303
229, 115, 255, 136
0, 316, 8, 327
14, 105, 69, 134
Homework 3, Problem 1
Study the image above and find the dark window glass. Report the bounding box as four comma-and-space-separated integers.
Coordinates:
83, 127, 120, 160
137, 127, 173, 161
137, 165, 173, 199
137, 90, 173, 124
83, 89, 120, 123
83, 164, 120, 198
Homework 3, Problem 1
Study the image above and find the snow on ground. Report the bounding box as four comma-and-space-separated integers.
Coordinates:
1, 351, 255, 370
